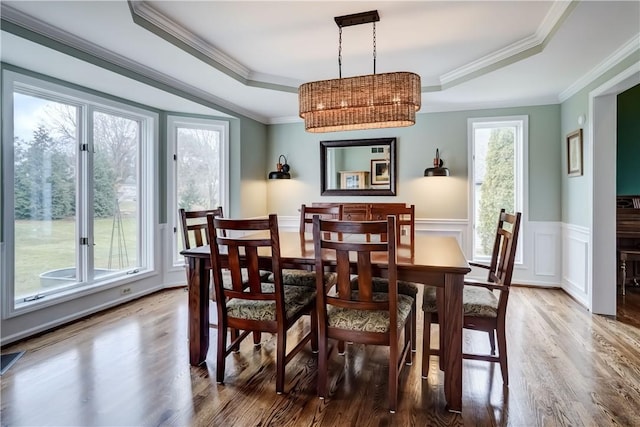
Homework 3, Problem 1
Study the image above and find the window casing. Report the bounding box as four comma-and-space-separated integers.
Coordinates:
167, 115, 229, 267
468, 116, 527, 264
1, 70, 157, 317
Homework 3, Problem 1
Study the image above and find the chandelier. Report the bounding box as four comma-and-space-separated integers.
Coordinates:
298, 10, 421, 133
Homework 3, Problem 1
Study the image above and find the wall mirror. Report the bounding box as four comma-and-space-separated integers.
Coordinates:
320, 137, 397, 196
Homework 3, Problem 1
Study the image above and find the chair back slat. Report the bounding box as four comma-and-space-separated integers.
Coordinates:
367, 204, 415, 251
207, 214, 281, 305
179, 207, 224, 250
313, 215, 397, 317
486, 209, 521, 288
300, 204, 342, 234
484, 209, 522, 315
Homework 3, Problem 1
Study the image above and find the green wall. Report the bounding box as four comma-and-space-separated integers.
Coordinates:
236, 118, 268, 218
560, 52, 640, 226
617, 83, 640, 195
267, 105, 561, 221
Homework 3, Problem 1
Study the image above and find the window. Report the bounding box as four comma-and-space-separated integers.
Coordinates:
468, 116, 526, 263
168, 116, 229, 266
1, 70, 156, 315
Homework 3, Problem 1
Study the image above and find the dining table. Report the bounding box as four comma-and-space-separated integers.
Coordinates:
181, 231, 471, 412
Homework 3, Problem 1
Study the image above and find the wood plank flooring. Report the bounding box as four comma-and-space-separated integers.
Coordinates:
1, 286, 639, 426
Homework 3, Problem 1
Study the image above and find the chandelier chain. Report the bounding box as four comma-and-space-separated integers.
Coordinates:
338, 26, 342, 79
373, 22, 377, 74
299, 10, 420, 132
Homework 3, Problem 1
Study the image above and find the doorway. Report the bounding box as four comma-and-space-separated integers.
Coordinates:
589, 63, 640, 316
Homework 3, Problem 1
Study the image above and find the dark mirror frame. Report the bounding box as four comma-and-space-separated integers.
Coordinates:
320, 137, 397, 196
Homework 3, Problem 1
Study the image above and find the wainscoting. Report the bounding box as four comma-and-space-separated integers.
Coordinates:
561, 223, 590, 308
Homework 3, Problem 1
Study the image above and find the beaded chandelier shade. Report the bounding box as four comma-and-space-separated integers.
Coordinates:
298, 11, 421, 133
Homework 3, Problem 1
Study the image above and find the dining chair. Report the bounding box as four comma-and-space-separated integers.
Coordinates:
312, 214, 413, 413
357, 204, 418, 351
207, 214, 318, 394
368, 204, 415, 249
179, 207, 226, 304
299, 204, 343, 234
266, 204, 341, 288
179, 207, 270, 336
421, 209, 522, 385
179, 207, 225, 250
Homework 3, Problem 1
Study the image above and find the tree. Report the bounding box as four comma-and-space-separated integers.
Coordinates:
93, 149, 116, 217
14, 137, 33, 220
13, 125, 75, 220
93, 111, 137, 189
478, 128, 515, 254
45, 104, 138, 206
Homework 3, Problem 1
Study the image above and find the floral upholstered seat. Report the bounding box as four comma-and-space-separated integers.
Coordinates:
349, 276, 418, 351
268, 269, 336, 288
226, 283, 316, 321
327, 291, 413, 333
422, 285, 498, 318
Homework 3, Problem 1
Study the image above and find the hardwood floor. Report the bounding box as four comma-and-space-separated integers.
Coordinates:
1, 286, 639, 426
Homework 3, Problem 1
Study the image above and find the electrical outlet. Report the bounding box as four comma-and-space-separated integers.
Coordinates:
121, 287, 132, 296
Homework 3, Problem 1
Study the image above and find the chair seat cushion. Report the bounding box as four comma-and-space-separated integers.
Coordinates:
422, 285, 498, 318
219, 269, 271, 288
226, 283, 316, 322
268, 269, 337, 287
327, 292, 413, 333
350, 277, 419, 297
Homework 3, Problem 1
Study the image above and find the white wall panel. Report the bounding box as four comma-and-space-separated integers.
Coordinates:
562, 223, 590, 308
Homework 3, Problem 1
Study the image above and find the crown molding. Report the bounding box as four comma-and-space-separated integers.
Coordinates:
440, 0, 576, 88
130, 1, 250, 79
0, 3, 267, 123
128, 0, 577, 97
129, 0, 299, 93
558, 34, 640, 102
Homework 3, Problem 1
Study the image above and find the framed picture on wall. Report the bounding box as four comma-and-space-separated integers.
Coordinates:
371, 159, 390, 185
567, 129, 583, 177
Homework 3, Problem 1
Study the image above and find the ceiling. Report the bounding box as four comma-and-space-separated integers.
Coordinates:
1, 1, 639, 124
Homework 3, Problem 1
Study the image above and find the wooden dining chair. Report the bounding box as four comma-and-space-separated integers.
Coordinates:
312, 215, 413, 413
179, 207, 226, 306
368, 204, 415, 249
299, 204, 342, 234
179, 207, 224, 250
358, 204, 418, 351
207, 214, 318, 394
422, 209, 522, 385
179, 207, 270, 334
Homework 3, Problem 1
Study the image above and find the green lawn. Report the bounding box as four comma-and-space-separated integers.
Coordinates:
14, 217, 137, 298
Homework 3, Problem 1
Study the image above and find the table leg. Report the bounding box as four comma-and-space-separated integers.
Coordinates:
188, 257, 210, 366
442, 273, 463, 413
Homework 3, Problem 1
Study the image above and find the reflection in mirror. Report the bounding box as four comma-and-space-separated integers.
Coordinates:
320, 138, 396, 196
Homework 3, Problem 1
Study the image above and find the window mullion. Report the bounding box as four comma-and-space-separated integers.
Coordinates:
80, 105, 94, 283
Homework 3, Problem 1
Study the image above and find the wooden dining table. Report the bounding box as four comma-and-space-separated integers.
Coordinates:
181, 231, 471, 412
